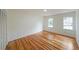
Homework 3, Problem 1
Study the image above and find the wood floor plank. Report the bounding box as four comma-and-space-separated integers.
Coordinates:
32, 34, 60, 50
6, 31, 79, 50
30, 35, 54, 50
35, 32, 64, 49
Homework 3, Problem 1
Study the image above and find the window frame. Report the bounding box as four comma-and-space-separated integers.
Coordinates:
63, 17, 73, 30
48, 18, 53, 28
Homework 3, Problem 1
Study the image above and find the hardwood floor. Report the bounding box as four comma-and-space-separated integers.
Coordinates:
6, 31, 79, 50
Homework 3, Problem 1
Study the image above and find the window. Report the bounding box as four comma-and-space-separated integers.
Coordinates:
63, 17, 73, 30
48, 18, 53, 27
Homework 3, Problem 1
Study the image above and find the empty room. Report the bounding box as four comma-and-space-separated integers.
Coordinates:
0, 9, 79, 50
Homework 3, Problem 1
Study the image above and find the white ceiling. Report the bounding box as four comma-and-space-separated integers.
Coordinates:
42, 9, 76, 16
8, 9, 76, 16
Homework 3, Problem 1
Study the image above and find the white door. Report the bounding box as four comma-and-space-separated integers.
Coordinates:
0, 10, 7, 50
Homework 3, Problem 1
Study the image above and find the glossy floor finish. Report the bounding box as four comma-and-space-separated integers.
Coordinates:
6, 31, 79, 50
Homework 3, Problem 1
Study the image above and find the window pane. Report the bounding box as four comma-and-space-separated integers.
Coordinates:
48, 18, 53, 27
64, 17, 73, 25
63, 17, 73, 30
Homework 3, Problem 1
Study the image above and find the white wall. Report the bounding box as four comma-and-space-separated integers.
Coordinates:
7, 10, 43, 42
43, 11, 76, 37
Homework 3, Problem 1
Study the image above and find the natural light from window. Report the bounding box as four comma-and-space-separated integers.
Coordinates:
48, 18, 53, 28
63, 17, 73, 30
